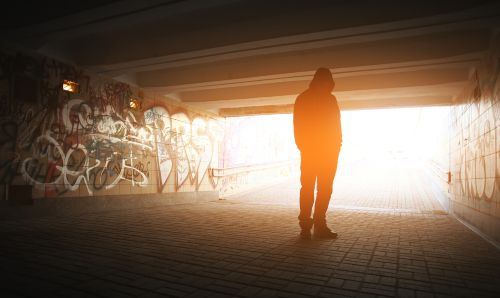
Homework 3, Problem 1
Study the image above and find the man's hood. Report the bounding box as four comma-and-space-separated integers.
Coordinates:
309, 67, 335, 93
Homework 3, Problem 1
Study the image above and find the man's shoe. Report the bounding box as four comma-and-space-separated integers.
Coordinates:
300, 229, 312, 240
314, 226, 338, 239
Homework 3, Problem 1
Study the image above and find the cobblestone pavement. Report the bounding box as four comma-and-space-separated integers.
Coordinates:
1, 201, 500, 297
1, 159, 499, 297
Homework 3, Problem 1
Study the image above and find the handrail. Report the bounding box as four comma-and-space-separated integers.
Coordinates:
210, 159, 299, 177
427, 159, 450, 184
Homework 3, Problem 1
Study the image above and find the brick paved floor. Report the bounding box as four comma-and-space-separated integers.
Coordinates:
1, 159, 499, 297
1, 201, 500, 297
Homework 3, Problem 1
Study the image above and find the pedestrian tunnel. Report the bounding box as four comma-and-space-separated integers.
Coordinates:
221, 107, 451, 215
1, 0, 499, 251
217, 98, 500, 248
0, 51, 499, 250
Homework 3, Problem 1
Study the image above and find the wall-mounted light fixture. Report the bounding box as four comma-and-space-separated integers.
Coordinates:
62, 80, 80, 94
129, 98, 141, 110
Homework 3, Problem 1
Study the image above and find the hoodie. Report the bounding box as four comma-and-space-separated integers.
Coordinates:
293, 68, 342, 153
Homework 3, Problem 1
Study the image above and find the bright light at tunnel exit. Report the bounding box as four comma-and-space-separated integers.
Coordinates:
224, 106, 450, 168
340, 106, 450, 165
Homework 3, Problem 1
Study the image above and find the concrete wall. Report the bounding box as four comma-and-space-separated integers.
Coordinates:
449, 31, 500, 244
219, 114, 299, 197
0, 46, 224, 202
223, 114, 298, 168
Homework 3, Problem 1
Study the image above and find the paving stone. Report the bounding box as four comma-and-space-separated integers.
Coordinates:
283, 281, 322, 296
156, 286, 188, 297
1, 168, 500, 298
237, 286, 263, 297
397, 288, 416, 298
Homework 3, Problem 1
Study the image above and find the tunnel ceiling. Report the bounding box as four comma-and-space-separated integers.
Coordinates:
2, 0, 500, 116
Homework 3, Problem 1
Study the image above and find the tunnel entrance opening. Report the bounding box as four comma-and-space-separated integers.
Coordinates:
223, 106, 451, 214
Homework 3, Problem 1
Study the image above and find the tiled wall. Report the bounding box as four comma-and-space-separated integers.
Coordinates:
0, 46, 224, 199
449, 32, 500, 242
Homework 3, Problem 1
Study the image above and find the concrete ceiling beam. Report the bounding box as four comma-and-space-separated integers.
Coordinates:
135, 29, 489, 88
184, 82, 464, 115
86, 14, 500, 76
217, 94, 453, 116
51, 1, 500, 67
160, 65, 470, 102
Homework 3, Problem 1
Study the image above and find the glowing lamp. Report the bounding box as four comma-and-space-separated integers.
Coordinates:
129, 98, 141, 110
62, 80, 79, 93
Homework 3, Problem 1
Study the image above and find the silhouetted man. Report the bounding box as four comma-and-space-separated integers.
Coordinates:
293, 67, 342, 239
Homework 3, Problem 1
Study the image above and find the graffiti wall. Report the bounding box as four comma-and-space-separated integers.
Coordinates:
0, 47, 224, 199
449, 32, 500, 241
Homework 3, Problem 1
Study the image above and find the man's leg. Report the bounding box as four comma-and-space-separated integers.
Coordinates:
298, 152, 316, 234
313, 149, 340, 234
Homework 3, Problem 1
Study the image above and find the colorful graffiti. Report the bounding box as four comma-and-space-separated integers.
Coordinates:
143, 107, 224, 191
0, 48, 224, 198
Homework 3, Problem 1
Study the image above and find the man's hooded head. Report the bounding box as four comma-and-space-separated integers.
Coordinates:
309, 67, 335, 93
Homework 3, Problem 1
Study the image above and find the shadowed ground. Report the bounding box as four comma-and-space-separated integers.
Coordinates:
1, 159, 499, 297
